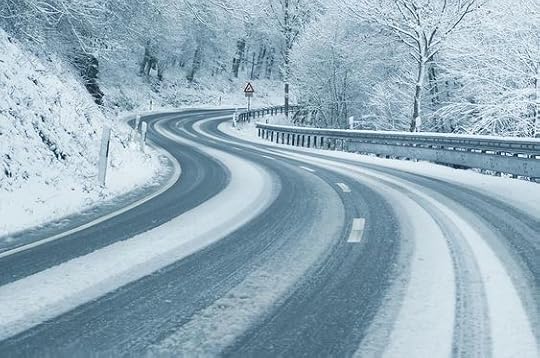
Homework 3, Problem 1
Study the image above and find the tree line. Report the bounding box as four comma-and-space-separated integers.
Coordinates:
1, 0, 538, 136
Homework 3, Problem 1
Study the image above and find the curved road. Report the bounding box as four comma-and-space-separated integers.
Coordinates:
0, 109, 537, 357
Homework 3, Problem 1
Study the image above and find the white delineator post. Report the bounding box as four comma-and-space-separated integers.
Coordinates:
140, 121, 148, 152
349, 116, 355, 130
130, 115, 141, 143
98, 126, 111, 187
233, 109, 239, 128
135, 115, 141, 131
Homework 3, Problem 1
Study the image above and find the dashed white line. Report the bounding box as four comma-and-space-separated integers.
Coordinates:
300, 166, 315, 172
347, 218, 365, 243
336, 183, 351, 193
262, 155, 276, 160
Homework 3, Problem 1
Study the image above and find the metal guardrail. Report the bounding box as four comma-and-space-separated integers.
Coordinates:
251, 106, 540, 179
238, 105, 301, 122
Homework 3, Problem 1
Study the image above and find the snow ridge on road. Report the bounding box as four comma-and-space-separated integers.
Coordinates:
222, 122, 539, 358
0, 116, 276, 341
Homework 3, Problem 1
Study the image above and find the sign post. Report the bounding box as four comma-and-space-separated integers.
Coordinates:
244, 82, 255, 122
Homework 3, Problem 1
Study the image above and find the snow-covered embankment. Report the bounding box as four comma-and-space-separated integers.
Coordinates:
0, 30, 162, 237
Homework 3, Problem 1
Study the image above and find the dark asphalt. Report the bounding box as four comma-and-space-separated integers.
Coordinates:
0, 110, 401, 357
1, 109, 536, 357
0, 110, 230, 286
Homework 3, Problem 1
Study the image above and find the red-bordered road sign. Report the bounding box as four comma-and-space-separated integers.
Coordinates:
244, 82, 255, 97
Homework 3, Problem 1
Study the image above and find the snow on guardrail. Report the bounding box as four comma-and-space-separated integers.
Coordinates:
249, 106, 540, 179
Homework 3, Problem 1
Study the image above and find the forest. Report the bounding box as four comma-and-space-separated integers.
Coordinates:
1, 0, 538, 136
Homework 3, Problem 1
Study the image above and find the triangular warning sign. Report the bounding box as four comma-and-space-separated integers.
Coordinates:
244, 82, 255, 93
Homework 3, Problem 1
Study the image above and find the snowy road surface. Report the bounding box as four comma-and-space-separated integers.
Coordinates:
0, 110, 538, 357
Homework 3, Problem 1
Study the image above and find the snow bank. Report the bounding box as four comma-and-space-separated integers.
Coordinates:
221, 120, 540, 218
0, 30, 162, 236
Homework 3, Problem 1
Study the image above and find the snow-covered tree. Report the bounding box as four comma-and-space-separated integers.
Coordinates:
338, 0, 483, 131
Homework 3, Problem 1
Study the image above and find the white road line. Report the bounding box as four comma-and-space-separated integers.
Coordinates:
300, 166, 315, 172
336, 183, 351, 193
262, 155, 276, 160
347, 218, 365, 243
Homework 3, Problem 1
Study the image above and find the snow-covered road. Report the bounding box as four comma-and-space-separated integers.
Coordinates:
0, 109, 538, 357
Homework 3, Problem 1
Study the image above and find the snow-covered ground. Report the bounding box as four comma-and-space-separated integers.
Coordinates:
222, 119, 540, 218
0, 30, 163, 236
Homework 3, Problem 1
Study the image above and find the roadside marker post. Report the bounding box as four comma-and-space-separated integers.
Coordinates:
232, 109, 238, 128
140, 121, 148, 152
131, 114, 141, 143
349, 116, 363, 130
98, 126, 111, 187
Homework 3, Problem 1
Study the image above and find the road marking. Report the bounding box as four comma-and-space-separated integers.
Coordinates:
300, 166, 315, 172
347, 218, 365, 243
336, 183, 351, 193
262, 155, 276, 160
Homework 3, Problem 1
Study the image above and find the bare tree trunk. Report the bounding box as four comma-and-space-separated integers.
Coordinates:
284, 0, 290, 118
250, 52, 256, 79
187, 45, 202, 82
266, 47, 275, 79
411, 56, 426, 132
157, 63, 164, 81
532, 67, 539, 137
140, 46, 152, 75
232, 39, 245, 78
254, 45, 267, 79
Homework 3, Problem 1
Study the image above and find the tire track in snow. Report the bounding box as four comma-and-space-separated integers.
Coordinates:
0, 115, 276, 342
245, 145, 538, 357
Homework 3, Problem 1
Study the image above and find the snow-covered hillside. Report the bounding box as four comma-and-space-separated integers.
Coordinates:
0, 30, 161, 236
99, 52, 286, 113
